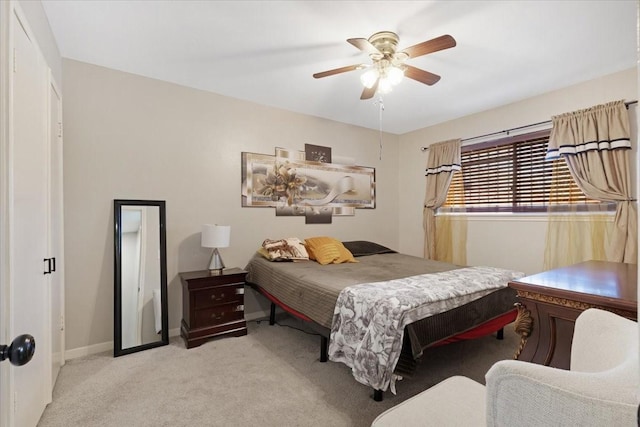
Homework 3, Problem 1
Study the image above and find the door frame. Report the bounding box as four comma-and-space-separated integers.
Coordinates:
0, 0, 12, 425
48, 74, 65, 382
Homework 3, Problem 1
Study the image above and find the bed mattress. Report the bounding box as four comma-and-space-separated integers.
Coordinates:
245, 249, 519, 389
245, 252, 460, 329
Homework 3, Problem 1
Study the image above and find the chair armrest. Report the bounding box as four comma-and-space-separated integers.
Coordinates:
485, 360, 637, 427
572, 308, 637, 372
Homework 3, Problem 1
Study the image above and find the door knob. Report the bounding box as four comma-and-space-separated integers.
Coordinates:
0, 334, 35, 366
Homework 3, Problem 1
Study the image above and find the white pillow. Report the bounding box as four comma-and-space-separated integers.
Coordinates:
260, 237, 309, 261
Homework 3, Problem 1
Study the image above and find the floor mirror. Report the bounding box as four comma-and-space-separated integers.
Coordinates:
114, 199, 168, 356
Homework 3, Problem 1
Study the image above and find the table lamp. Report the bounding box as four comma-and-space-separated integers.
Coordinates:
201, 224, 230, 275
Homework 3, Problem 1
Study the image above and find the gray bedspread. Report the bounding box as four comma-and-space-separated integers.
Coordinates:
244, 252, 461, 329
328, 266, 524, 392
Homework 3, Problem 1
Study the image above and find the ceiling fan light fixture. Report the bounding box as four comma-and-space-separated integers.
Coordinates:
378, 77, 393, 94
387, 66, 404, 86
360, 68, 379, 89
314, 31, 456, 100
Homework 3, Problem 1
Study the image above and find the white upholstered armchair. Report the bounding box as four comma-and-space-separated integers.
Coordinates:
486, 308, 638, 426
372, 308, 639, 426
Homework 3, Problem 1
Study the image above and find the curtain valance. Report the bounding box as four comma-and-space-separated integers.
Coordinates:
545, 100, 631, 160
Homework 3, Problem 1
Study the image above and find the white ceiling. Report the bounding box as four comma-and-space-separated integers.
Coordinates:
41, 1, 637, 135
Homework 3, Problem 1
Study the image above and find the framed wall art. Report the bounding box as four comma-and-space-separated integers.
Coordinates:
241, 147, 375, 224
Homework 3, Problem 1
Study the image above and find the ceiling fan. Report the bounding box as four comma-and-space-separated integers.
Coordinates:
313, 31, 456, 100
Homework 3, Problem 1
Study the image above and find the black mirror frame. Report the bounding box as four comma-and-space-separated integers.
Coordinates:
114, 199, 169, 357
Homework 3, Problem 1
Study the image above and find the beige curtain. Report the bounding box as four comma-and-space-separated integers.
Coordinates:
423, 139, 461, 260
546, 100, 636, 264
435, 214, 467, 265
544, 213, 613, 270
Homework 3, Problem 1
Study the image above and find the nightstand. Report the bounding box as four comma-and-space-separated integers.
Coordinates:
179, 268, 247, 349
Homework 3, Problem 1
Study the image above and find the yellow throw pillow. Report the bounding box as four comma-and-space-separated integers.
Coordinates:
304, 236, 357, 265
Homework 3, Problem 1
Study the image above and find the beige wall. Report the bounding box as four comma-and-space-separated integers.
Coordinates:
63, 58, 637, 353
62, 59, 400, 352
398, 68, 638, 275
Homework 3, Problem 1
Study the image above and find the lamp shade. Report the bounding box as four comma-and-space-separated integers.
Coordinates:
201, 224, 230, 248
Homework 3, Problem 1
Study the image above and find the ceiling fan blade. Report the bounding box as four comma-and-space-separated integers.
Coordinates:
360, 79, 379, 100
400, 34, 456, 58
404, 65, 441, 86
313, 64, 366, 79
347, 38, 382, 55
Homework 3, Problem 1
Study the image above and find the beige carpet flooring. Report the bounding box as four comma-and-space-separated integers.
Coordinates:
38, 316, 519, 427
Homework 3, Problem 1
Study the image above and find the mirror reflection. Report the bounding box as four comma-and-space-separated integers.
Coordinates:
114, 200, 168, 356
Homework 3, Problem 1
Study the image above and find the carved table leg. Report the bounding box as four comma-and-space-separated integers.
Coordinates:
513, 302, 533, 360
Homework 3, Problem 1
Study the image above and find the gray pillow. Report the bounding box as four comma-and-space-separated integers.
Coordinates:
341, 241, 397, 257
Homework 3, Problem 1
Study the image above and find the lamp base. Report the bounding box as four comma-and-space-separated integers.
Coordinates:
209, 268, 223, 276
208, 248, 225, 276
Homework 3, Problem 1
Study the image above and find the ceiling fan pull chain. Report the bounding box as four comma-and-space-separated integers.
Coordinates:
377, 95, 384, 160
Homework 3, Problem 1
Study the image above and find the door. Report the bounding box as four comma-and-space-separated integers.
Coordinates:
49, 78, 64, 387
11, 10, 51, 426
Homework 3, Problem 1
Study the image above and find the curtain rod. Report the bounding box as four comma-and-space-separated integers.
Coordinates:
420, 100, 638, 152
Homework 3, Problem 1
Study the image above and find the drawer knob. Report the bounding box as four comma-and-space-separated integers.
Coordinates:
211, 313, 224, 320
211, 293, 224, 301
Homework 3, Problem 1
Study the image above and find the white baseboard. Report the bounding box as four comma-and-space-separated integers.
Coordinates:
65, 327, 183, 360
65, 341, 113, 360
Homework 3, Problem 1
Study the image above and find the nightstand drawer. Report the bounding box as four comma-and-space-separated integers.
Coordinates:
180, 268, 248, 348
193, 285, 244, 309
194, 303, 244, 328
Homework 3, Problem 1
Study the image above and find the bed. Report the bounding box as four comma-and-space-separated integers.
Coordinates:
245, 240, 523, 401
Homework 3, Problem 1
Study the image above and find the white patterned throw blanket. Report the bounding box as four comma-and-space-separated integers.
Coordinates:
328, 266, 524, 392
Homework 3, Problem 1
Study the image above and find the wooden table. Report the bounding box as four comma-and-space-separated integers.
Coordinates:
508, 260, 637, 369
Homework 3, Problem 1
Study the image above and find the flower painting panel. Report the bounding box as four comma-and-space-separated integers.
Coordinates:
241, 149, 375, 222
305, 207, 333, 224
305, 143, 332, 163
242, 152, 279, 207
275, 205, 306, 217
285, 161, 375, 208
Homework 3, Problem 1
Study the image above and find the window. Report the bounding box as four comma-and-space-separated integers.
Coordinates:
441, 130, 612, 213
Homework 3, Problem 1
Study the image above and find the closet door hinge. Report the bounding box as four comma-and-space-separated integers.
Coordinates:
58, 122, 62, 138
